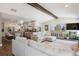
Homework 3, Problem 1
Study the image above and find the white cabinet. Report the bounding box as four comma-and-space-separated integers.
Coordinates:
12, 40, 18, 56
25, 45, 29, 56
12, 39, 25, 56
12, 37, 48, 56
16, 42, 25, 56
28, 46, 47, 56
12, 37, 28, 56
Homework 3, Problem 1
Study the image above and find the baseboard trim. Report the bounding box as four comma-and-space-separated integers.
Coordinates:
0, 44, 2, 47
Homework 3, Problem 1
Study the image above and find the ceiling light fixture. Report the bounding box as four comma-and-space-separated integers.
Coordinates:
20, 20, 24, 24
10, 8, 17, 12
65, 5, 69, 8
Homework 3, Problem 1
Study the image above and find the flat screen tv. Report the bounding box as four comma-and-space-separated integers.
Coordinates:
66, 23, 79, 30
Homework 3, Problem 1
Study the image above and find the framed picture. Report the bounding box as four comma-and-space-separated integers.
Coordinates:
39, 27, 41, 31
45, 25, 48, 31
2, 22, 4, 32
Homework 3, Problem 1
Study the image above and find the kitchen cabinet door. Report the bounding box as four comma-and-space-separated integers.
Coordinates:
27, 46, 47, 56
12, 40, 25, 56
25, 45, 29, 56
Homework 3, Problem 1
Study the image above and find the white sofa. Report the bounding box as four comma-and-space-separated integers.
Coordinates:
12, 36, 79, 56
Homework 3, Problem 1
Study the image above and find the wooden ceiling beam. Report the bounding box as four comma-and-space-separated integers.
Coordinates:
27, 3, 58, 19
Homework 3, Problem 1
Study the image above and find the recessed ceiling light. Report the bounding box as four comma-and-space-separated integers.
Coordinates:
65, 5, 69, 8
23, 3, 27, 6
10, 8, 17, 12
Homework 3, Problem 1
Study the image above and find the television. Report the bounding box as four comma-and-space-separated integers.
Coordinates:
66, 23, 79, 30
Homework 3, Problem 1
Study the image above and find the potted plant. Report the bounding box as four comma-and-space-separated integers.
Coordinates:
66, 33, 69, 39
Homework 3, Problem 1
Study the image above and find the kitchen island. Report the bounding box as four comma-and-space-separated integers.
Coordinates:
12, 36, 79, 56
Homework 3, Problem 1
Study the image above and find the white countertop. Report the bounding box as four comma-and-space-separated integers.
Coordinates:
14, 36, 79, 56
28, 39, 79, 56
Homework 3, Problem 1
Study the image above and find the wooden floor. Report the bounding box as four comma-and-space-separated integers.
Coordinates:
0, 38, 12, 56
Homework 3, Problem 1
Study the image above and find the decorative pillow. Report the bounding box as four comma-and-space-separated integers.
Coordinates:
46, 36, 56, 41
45, 38, 53, 42
44, 36, 56, 42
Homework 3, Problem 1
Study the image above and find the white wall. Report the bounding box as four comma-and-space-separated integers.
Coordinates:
0, 13, 2, 45
4, 21, 17, 33
57, 17, 79, 24
41, 17, 79, 33
41, 19, 57, 35
0, 21, 2, 45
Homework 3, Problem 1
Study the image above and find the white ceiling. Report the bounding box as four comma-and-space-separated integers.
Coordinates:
39, 3, 79, 18
0, 3, 53, 23
0, 3, 79, 23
